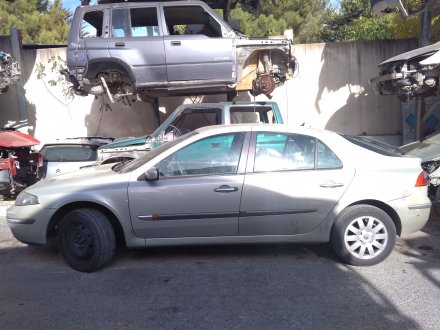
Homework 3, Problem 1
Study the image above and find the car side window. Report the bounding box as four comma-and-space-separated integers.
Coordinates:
80, 11, 104, 38
157, 133, 245, 177
254, 133, 343, 172
317, 140, 342, 169
254, 133, 315, 172
163, 5, 223, 37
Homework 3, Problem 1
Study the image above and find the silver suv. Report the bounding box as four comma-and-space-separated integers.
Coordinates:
66, 0, 296, 99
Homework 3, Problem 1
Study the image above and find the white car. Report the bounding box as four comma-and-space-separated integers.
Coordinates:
7, 125, 431, 272
39, 137, 113, 179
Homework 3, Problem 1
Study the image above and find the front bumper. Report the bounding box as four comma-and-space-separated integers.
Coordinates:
6, 204, 56, 245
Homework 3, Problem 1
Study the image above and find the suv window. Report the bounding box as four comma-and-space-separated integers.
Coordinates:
164, 108, 221, 136
230, 106, 276, 124
112, 7, 159, 38
163, 5, 223, 37
81, 11, 104, 38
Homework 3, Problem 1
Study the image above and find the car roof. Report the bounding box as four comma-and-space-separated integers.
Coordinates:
41, 140, 106, 148
193, 123, 338, 138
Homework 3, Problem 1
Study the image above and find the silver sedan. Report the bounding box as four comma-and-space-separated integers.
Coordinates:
7, 124, 431, 272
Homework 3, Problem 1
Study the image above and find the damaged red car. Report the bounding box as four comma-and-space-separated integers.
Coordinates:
0, 130, 42, 197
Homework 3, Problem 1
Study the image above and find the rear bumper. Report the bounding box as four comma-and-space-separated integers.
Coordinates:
389, 197, 431, 235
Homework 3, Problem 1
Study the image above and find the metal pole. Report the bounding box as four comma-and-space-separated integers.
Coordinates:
10, 28, 28, 123
420, 2, 432, 47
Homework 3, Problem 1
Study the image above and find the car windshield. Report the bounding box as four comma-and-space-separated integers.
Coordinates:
342, 135, 404, 157
117, 131, 198, 173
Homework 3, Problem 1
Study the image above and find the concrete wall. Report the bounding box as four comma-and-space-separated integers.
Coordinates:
0, 37, 419, 146
268, 39, 418, 140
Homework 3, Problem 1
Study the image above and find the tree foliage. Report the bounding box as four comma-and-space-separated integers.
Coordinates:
0, 0, 71, 44
229, 0, 330, 43
323, 0, 421, 42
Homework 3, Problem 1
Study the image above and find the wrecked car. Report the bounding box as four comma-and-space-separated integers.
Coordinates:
400, 130, 440, 196
0, 130, 42, 197
39, 137, 114, 179
370, 41, 440, 101
66, 0, 296, 100
98, 101, 284, 160
0, 50, 21, 94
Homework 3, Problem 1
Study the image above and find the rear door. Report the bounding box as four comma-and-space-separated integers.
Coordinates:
108, 5, 167, 86
239, 131, 355, 236
70, 9, 110, 71
161, 4, 235, 83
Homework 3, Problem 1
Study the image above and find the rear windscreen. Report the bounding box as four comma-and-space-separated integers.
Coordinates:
342, 135, 404, 157
41, 145, 98, 162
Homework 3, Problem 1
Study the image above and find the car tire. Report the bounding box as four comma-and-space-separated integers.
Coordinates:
58, 208, 115, 272
330, 205, 396, 266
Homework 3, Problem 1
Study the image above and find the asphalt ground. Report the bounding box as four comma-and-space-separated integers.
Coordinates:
0, 201, 439, 329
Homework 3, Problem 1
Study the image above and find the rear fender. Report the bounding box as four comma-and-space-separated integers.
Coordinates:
236, 48, 293, 91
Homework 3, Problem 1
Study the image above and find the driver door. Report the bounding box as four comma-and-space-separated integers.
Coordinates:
128, 132, 248, 239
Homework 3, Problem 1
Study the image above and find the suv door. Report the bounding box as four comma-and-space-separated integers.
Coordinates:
70, 9, 110, 72
108, 5, 167, 86
161, 3, 235, 83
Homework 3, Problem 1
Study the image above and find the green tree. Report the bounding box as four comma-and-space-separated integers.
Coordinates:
229, 0, 330, 44
323, 0, 420, 41
0, 0, 71, 44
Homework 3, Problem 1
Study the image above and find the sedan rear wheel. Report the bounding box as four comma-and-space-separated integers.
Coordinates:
331, 205, 396, 266
59, 208, 115, 272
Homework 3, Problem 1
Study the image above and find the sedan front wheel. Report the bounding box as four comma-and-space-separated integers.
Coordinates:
58, 208, 115, 272
331, 205, 396, 266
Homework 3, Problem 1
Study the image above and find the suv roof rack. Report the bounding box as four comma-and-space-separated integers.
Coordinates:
93, 0, 260, 13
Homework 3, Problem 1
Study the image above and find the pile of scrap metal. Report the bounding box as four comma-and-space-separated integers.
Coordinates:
0, 50, 21, 94
370, 0, 440, 101
0, 130, 42, 198
370, 41, 440, 101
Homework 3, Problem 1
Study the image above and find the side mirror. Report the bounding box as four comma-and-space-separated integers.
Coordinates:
144, 167, 159, 181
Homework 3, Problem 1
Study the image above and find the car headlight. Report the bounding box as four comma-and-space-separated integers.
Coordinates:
15, 191, 39, 206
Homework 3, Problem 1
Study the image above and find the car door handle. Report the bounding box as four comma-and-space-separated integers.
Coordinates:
115, 42, 125, 47
170, 41, 181, 46
214, 185, 238, 193
320, 181, 344, 188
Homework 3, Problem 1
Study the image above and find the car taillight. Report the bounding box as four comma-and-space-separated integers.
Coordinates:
415, 171, 428, 187
38, 154, 43, 167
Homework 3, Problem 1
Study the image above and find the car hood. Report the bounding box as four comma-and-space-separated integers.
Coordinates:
381, 41, 440, 65
25, 163, 132, 207
99, 135, 149, 149
402, 141, 440, 162
0, 131, 40, 148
